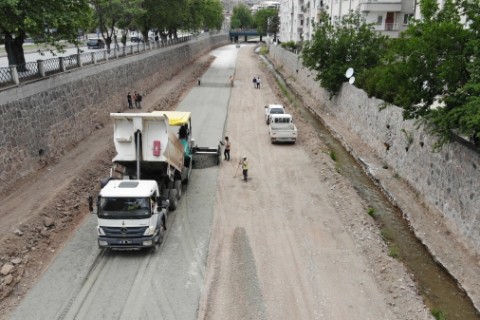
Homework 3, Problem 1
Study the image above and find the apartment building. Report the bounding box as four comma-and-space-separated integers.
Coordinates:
279, 0, 416, 42
252, 0, 281, 12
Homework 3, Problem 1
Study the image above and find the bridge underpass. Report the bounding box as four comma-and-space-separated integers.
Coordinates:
229, 29, 265, 42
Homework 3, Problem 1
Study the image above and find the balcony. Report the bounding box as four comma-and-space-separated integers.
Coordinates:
374, 23, 409, 38
359, 0, 402, 12
318, 0, 327, 10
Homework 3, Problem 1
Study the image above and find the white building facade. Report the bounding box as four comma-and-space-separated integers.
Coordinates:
279, 0, 416, 43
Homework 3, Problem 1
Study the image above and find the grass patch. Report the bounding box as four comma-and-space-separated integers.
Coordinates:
380, 228, 393, 242
388, 245, 399, 258
259, 45, 269, 55
329, 150, 337, 162
431, 308, 446, 320
367, 207, 377, 218
276, 80, 292, 102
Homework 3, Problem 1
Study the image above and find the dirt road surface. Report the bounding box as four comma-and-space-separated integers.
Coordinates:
196, 45, 431, 319
1, 44, 431, 319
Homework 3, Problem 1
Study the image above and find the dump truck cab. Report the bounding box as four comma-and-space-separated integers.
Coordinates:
94, 179, 168, 249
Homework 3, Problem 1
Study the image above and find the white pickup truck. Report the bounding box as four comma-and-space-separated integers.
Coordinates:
269, 114, 297, 144
264, 104, 285, 124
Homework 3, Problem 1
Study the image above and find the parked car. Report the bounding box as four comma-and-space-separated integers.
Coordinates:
131, 36, 144, 43
87, 38, 105, 49
264, 104, 286, 124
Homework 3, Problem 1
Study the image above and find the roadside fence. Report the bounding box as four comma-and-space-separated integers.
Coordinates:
0, 36, 191, 89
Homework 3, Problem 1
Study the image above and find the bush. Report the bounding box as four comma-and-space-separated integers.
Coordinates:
281, 41, 298, 52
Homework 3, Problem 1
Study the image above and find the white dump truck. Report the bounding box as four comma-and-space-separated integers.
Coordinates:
88, 111, 219, 249
268, 113, 297, 144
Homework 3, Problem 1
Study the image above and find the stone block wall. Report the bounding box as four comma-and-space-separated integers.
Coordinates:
0, 35, 229, 195
268, 44, 480, 252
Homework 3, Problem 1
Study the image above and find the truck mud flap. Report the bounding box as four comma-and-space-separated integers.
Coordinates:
192, 146, 221, 169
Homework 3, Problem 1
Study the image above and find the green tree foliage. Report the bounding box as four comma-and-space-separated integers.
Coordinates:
0, 0, 93, 66
423, 0, 480, 147
202, 0, 224, 31
152, 0, 187, 40
133, 0, 223, 41
268, 14, 280, 41
230, 3, 254, 30
91, 0, 142, 50
253, 8, 279, 36
360, 0, 479, 148
93, 0, 223, 45
302, 12, 387, 98
362, 0, 469, 119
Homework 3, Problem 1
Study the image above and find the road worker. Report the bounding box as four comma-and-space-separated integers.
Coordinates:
241, 156, 248, 181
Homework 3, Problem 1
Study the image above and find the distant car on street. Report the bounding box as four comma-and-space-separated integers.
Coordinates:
131, 36, 144, 43
87, 38, 105, 49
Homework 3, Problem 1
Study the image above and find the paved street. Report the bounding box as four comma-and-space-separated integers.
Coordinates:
0, 32, 193, 67
0, 42, 136, 67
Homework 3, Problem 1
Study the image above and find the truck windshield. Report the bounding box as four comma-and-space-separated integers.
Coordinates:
98, 197, 151, 219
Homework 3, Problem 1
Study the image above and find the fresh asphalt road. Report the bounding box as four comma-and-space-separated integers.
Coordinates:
10, 45, 237, 320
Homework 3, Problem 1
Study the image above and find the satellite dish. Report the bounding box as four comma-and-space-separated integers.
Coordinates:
345, 67, 354, 78
349, 76, 356, 84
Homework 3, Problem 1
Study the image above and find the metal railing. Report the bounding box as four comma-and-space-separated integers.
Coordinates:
0, 36, 192, 89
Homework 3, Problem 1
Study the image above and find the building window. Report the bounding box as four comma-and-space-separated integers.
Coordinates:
377, 16, 383, 25
403, 14, 414, 25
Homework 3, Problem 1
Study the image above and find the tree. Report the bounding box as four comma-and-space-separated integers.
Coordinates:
358, 0, 477, 149
115, 0, 140, 45
201, 0, 224, 31
302, 12, 387, 98
134, 0, 160, 41
268, 14, 280, 41
146, 0, 185, 40
230, 4, 253, 30
363, 0, 469, 119
422, 0, 480, 147
253, 8, 278, 36
0, 0, 92, 66
91, 0, 141, 51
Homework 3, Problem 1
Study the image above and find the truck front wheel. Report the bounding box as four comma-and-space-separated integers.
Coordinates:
169, 189, 178, 211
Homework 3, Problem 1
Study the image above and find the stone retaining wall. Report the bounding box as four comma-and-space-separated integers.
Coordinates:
268, 44, 480, 253
0, 34, 229, 195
